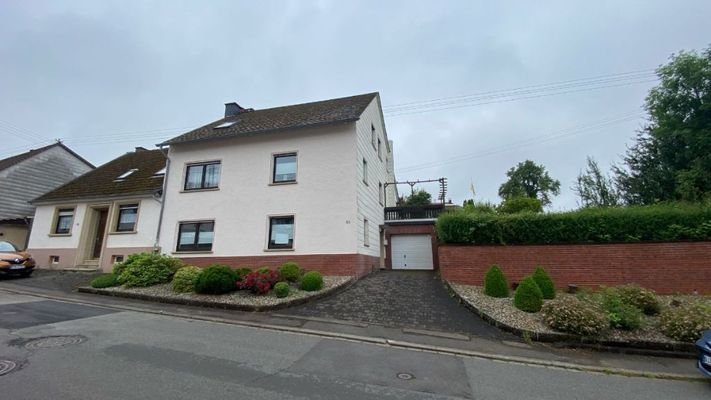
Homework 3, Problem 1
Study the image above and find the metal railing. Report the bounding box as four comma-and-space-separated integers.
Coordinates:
384, 204, 445, 221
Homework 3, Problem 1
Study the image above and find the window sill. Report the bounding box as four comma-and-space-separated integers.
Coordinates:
180, 187, 220, 193
264, 248, 295, 252
269, 181, 298, 186
48, 233, 72, 237
109, 230, 137, 235
171, 250, 213, 255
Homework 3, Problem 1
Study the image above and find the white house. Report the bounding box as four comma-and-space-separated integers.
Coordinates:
157, 92, 397, 276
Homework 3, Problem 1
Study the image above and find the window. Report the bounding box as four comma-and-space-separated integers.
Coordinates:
54, 208, 74, 234
116, 204, 138, 232
176, 221, 214, 252
153, 167, 166, 177
50, 255, 60, 264
272, 153, 297, 183
364, 218, 370, 247
377, 138, 382, 160
268, 216, 294, 250
362, 158, 368, 185
378, 182, 383, 205
112, 255, 124, 264
214, 121, 237, 129
184, 162, 221, 190
115, 169, 138, 182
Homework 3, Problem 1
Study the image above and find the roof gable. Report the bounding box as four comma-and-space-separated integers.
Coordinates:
0, 142, 94, 172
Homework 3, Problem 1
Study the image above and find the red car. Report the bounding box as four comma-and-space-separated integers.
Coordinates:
0, 240, 35, 277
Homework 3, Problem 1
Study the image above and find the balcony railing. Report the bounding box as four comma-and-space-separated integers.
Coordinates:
384, 204, 445, 221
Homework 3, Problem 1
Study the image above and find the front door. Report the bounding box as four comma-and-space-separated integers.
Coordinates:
91, 209, 109, 259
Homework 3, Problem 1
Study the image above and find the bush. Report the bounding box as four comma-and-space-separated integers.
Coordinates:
91, 273, 119, 288
513, 276, 544, 313
235, 268, 252, 281
542, 297, 609, 337
602, 293, 642, 330
300, 271, 324, 291
498, 197, 543, 214
613, 285, 660, 315
279, 262, 301, 283
274, 282, 290, 298
436, 203, 711, 245
194, 265, 238, 294
256, 266, 271, 273
659, 302, 711, 342
171, 266, 203, 293
483, 265, 509, 298
115, 252, 184, 288
532, 267, 555, 299
238, 270, 281, 295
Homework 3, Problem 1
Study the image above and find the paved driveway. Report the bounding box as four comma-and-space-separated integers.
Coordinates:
283, 270, 506, 338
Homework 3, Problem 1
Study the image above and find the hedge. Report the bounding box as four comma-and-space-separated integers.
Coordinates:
436, 203, 711, 245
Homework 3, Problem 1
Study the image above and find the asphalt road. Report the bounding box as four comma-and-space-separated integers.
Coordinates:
0, 292, 708, 399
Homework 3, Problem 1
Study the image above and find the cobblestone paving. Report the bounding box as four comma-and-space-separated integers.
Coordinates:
284, 270, 507, 337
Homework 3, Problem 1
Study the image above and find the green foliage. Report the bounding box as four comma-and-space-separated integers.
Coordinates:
300, 271, 324, 291
90, 273, 119, 288
194, 265, 238, 295
601, 293, 642, 330
279, 262, 301, 283
171, 266, 203, 293
436, 203, 711, 244
498, 160, 561, 206
532, 267, 555, 299
513, 276, 544, 313
615, 47, 711, 204
659, 301, 711, 342
235, 268, 253, 281
115, 252, 184, 288
483, 265, 509, 298
462, 200, 497, 214
256, 267, 271, 273
542, 297, 609, 337
575, 157, 621, 207
400, 189, 432, 206
612, 285, 661, 315
273, 282, 290, 298
498, 197, 543, 214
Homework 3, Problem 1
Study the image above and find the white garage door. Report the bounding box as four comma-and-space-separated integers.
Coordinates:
391, 234, 434, 270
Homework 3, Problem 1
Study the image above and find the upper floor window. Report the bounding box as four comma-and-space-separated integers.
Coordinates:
176, 221, 214, 252
377, 138, 382, 160
378, 182, 383, 205
272, 153, 297, 183
364, 218, 370, 247
184, 161, 220, 190
362, 158, 368, 185
371, 124, 376, 149
268, 216, 294, 250
54, 208, 74, 234
116, 204, 138, 232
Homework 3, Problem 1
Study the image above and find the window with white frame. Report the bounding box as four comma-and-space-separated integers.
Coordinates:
116, 204, 138, 232
184, 161, 221, 190
176, 221, 214, 252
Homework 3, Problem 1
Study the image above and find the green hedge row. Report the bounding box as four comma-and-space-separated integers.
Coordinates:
436, 204, 711, 245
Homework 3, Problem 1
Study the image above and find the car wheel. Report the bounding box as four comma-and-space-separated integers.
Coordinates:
20, 270, 33, 278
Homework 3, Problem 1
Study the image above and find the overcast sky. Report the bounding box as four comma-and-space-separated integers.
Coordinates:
1, 1, 709, 209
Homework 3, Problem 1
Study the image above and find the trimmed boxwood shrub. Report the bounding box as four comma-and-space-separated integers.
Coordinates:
171, 266, 203, 293
115, 252, 184, 288
659, 302, 711, 342
300, 271, 324, 291
279, 262, 301, 283
274, 282, 290, 298
613, 285, 660, 316
436, 203, 711, 245
513, 276, 544, 313
542, 297, 609, 337
532, 266, 555, 299
235, 267, 252, 281
483, 265, 509, 298
194, 265, 238, 294
602, 293, 642, 330
91, 273, 119, 288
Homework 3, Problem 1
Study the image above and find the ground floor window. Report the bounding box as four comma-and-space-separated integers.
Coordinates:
54, 208, 74, 234
268, 216, 294, 249
116, 204, 138, 232
177, 221, 214, 252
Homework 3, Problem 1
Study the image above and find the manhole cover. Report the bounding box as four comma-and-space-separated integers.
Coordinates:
0, 360, 17, 376
24, 335, 86, 350
396, 372, 415, 380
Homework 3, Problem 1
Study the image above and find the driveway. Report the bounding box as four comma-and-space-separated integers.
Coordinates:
283, 270, 507, 338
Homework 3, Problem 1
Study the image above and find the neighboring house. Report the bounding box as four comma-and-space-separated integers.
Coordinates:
27, 148, 166, 271
0, 142, 94, 249
157, 92, 397, 276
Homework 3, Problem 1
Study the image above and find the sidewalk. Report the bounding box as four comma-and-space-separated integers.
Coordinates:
0, 274, 702, 380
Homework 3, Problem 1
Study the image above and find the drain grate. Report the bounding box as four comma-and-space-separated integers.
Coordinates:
24, 335, 86, 350
0, 360, 17, 376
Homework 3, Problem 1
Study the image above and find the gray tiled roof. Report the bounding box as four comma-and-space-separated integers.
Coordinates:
162, 92, 378, 145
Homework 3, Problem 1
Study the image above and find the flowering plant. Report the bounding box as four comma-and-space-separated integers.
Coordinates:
237, 270, 281, 295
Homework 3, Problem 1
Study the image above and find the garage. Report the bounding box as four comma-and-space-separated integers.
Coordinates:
390, 234, 434, 270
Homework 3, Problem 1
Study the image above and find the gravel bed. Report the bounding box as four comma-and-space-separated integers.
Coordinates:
99, 276, 352, 308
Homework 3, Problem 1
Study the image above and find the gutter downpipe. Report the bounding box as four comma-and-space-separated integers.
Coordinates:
154, 144, 171, 252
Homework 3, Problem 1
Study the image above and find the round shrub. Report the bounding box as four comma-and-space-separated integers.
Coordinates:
274, 282, 290, 298
300, 271, 324, 292
602, 293, 642, 330
279, 262, 301, 283
483, 265, 509, 298
659, 302, 711, 342
532, 266, 555, 299
235, 267, 252, 281
614, 285, 660, 315
115, 252, 184, 288
91, 273, 118, 288
542, 297, 609, 337
171, 266, 203, 293
194, 265, 238, 294
513, 276, 544, 313
256, 266, 271, 273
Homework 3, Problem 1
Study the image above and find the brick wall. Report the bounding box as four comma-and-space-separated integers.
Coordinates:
181, 253, 377, 278
439, 242, 711, 294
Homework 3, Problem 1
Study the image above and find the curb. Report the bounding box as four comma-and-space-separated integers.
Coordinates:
0, 286, 703, 382
444, 281, 697, 358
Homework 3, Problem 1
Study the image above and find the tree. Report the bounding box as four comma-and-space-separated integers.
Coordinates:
615, 47, 711, 204
498, 196, 543, 214
400, 189, 432, 206
574, 157, 621, 207
498, 160, 561, 206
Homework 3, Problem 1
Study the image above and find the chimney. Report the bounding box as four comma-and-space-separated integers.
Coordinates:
135, 146, 148, 152
224, 102, 245, 118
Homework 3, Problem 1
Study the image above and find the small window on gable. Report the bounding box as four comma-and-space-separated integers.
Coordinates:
214, 121, 237, 129
362, 158, 368, 185
377, 138, 382, 160
371, 124, 376, 149
378, 182, 383, 205
115, 169, 138, 182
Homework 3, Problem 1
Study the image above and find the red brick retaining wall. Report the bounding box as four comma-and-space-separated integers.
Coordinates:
181, 253, 377, 277
439, 242, 711, 294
